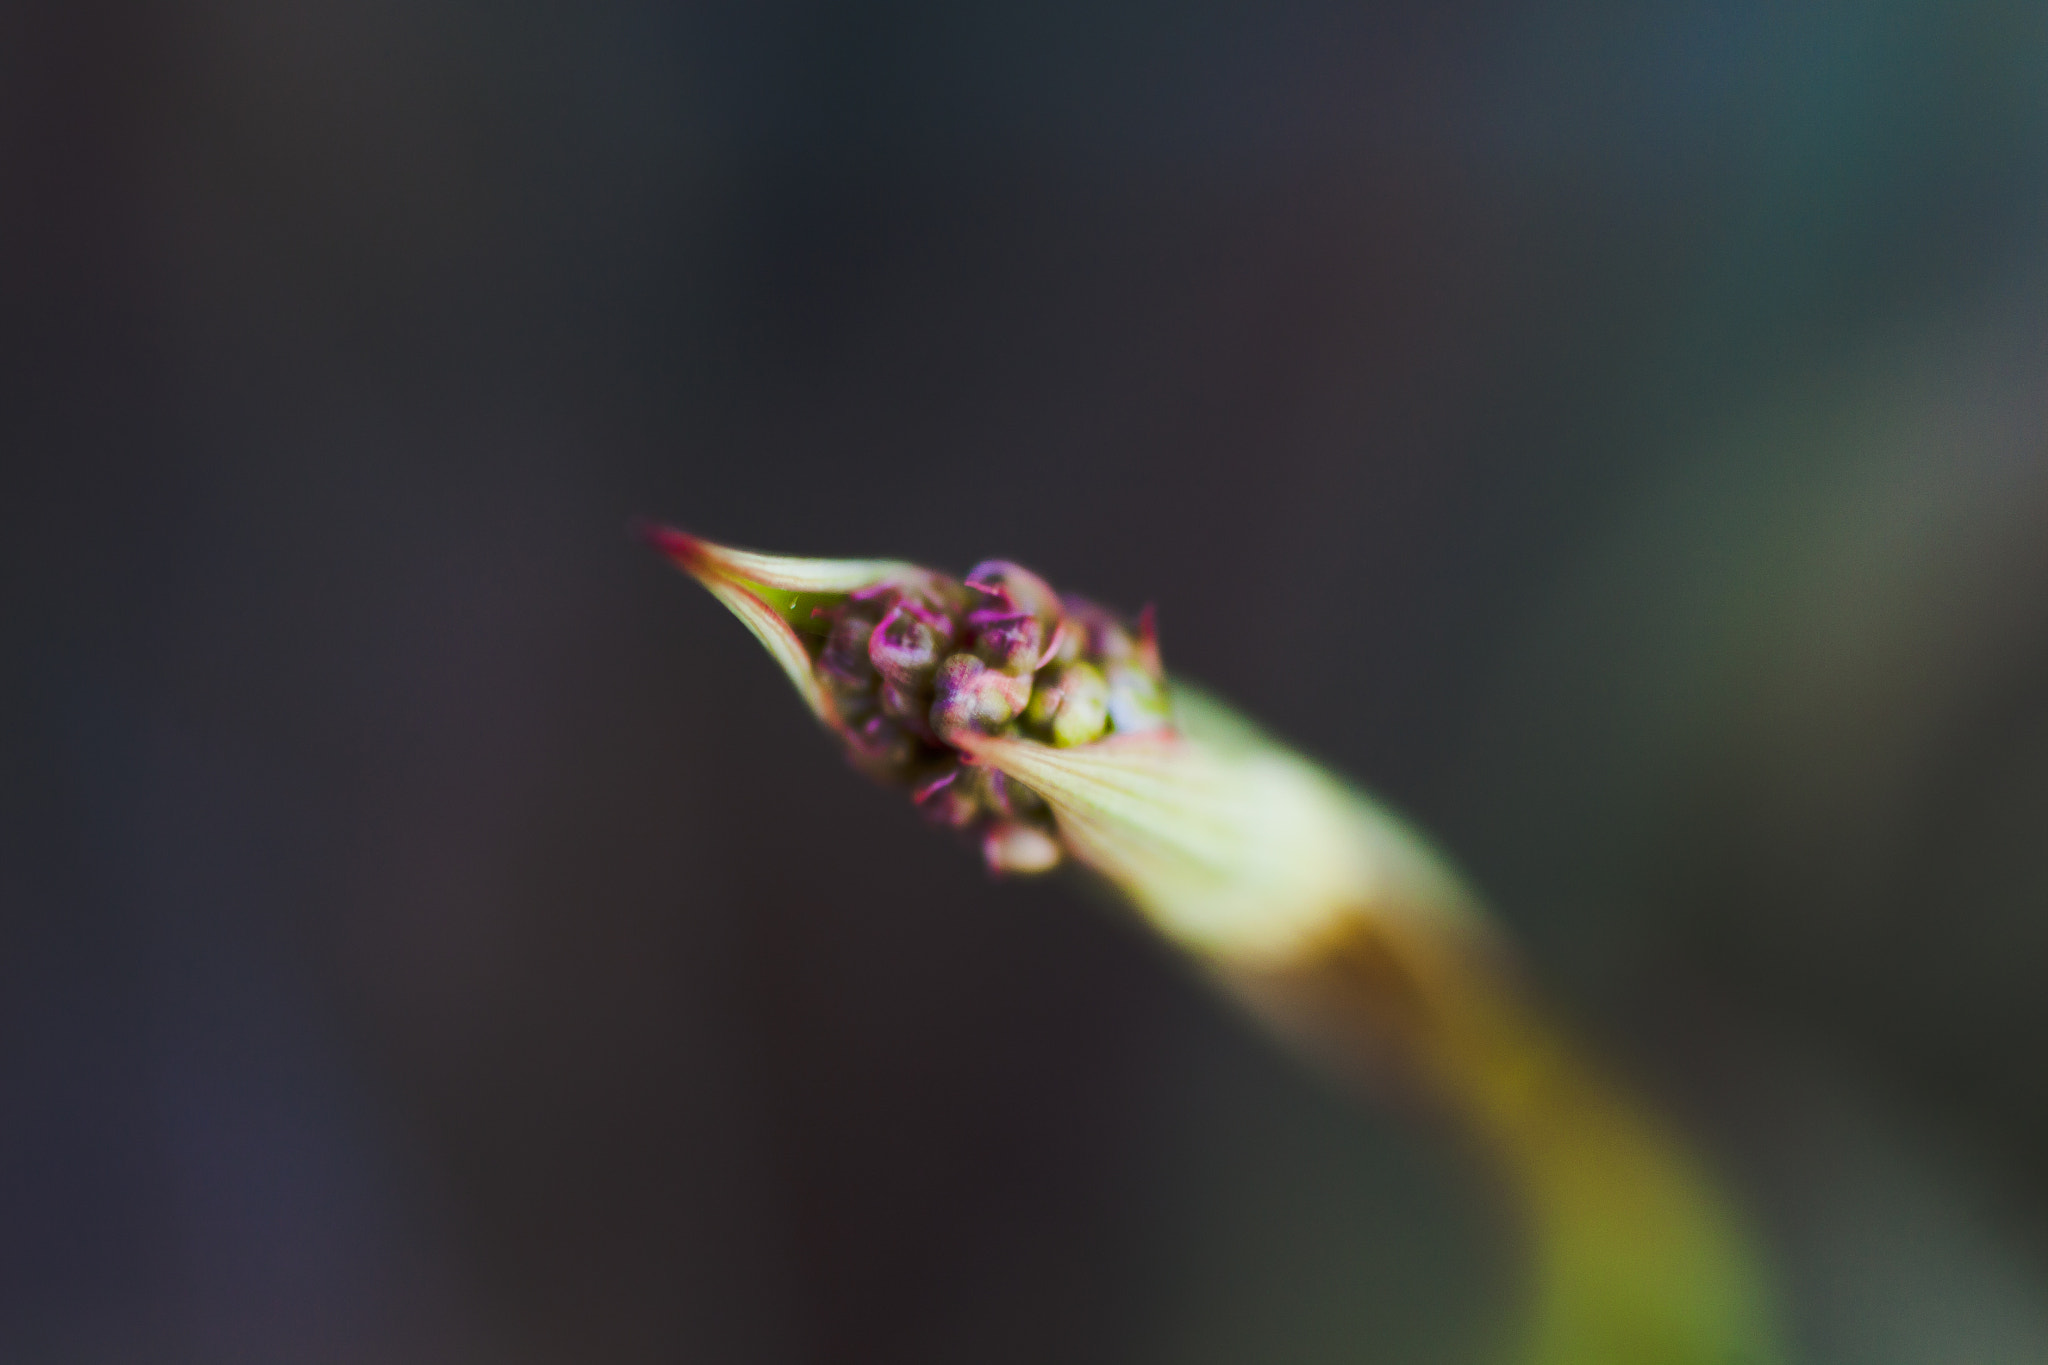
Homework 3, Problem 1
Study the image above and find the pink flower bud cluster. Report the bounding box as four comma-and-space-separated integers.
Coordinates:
806, 560, 1171, 873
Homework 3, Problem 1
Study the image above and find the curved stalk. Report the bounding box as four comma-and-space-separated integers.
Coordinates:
652, 528, 1787, 1365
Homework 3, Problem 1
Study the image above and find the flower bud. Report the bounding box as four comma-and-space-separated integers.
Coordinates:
930, 653, 1032, 737
1105, 660, 1171, 734
1134, 603, 1163, 680
818, 608, 880, 690
913, 766, 982, 828
982, 821, 1063, 875
1026, 661, 1109, 748
985, 769, 1048, 821
857, 568, 969, 624
973, 611, 1044, 676
1062, 597, 1136, 664
844, 714, 916, 777
965, 560, 1062, 624
832, 687, 880, 727
878, 677, 937, 741
868, 602, 950, 688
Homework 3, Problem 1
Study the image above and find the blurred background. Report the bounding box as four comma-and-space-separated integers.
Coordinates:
5, 0, 2047, 1360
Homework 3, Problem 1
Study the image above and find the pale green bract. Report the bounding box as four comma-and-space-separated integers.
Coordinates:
956, 685, 1477, 960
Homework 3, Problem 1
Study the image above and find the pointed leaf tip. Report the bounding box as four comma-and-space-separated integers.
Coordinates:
642, 523, 848, 726
640, 523, 920, 596
637, 520, 713, 573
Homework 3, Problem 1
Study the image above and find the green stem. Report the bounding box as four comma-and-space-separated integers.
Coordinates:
977, 686, 1786, 1365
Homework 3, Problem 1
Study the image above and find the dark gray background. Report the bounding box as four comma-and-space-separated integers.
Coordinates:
6, 1, 2047, 1361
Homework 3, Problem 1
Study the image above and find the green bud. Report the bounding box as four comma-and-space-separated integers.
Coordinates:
1062, 598, 1135, 664
930, 653, 1031, 737
1105, 660, 1171, 735
1027, 662, 1110, 747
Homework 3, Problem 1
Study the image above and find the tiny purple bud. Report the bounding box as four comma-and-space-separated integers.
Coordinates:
869, 602, 950, 688
930, 653, 1032, 737
965, 560, 1062, 624
973, 611, 1044, 676
844, 714, 916, 777
878, 677, 938, 741
912, 767, 982, 829
818, 609, 880, 689
854, 569, 969, 623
